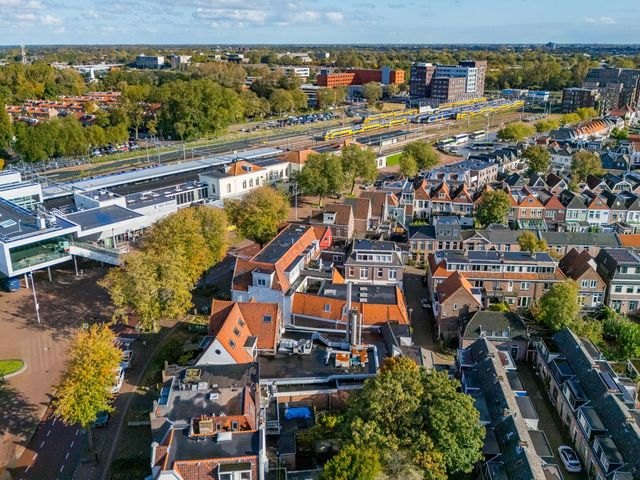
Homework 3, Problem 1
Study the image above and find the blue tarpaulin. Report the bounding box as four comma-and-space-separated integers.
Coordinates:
284, 407, 312, 420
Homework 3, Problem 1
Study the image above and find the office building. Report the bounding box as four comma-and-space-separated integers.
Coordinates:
410, 60, 487, 102
135, 54, 164, 69
316, 67, 404, 87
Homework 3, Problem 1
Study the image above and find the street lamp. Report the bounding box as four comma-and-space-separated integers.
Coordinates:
29, 271, 41, 324
408, 307, 413, 326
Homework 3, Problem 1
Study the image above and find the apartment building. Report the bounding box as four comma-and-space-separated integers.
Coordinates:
409, 60, 487, 102
595, 248, 640, 315
428, 250, 565, 308
343, 239, 404, 287
535, 329, 640, 480
562, 87, 599, 113
583, 67, 640, 111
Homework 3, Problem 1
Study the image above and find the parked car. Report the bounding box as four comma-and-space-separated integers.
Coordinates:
121, 350, 134, 369
420, 298, 430, 309
94, 411, 110, 428
557, 446, 582, 473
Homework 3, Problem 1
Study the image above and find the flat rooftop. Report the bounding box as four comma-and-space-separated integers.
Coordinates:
42, 148, 283, 199
320, 282, 399, 305
0, 198, 76, 243
66, 205, 143, 231
259, 331, 382, 380
168, 428, 259, 464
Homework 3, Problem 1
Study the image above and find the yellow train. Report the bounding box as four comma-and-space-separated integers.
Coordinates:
362, 109, 418, 124
439, 97, 487, 110
323, 117, 409, 141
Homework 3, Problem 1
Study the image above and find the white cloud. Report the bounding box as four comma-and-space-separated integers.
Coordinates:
584, 16, 615, 24
15, 12, 36, 20
325, 11, 344, 22
41, 13, 62, 25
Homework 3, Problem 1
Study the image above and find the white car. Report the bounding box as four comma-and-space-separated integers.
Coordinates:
557, 445, 582, 473
420, 298, 430, 309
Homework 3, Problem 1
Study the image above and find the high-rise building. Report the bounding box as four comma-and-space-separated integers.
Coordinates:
582, 67, 640, 111
561, 87, 599, 113
409, 60, 487, 103
135, 54, 164, 69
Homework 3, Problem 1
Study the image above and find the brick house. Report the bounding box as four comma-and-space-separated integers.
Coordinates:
459, 311, 529, 362
309, 203, 354, 241
433, 271, 483, 339
558, 248, 606, 311
344, 239, 404, 287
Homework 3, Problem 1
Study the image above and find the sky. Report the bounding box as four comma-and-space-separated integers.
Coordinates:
0, 0, 638, 45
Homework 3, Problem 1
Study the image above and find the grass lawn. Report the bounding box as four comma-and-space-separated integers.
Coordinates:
386, 152, 402, 166
0, 359, 24, 376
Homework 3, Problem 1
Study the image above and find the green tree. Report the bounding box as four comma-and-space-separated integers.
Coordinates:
269, 88, 295, 115
537, 280, 580, 331
294, 152, 345, 206
122, 84, 150, 140
476, 189, 511, 227
363, 82, 383, 106
399, 153, 418, 178
571, 150, 603, 182
523, 145, 551, 175
402, 140, 439, 171
534, 118, 560, 133
575, 107, 598, 121
323, 444, 381, 480
340, 144, 378, 194
561, 113, 581, 126
316, 88, 336, 109
422, 370, 485, 474
0, 101, 13, 151
611, 128, 629, 141
496, 122, 535, 142
225, 186, 289, 247
517, 231, 548, 254
54, 325, 122, 454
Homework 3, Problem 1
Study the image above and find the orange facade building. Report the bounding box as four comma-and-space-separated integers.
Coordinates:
317, 67, 405, 87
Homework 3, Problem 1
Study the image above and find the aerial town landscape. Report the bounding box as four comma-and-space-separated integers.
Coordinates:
1, 1, 640, 480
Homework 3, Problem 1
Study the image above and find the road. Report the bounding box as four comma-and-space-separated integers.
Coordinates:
11, 408, 85, 480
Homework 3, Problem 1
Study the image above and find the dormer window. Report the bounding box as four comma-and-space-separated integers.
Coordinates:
263, 315, 272, 323
233, 327, 241, 337
238, 318, 245, 327
323, 212, 336, 224
324, 304, 331, 312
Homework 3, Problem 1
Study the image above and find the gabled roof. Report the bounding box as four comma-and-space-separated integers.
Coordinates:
209, 299, 280, 359
451, 184, 473, 204
414, 180, 431, 200
278, 148, 318, 165
545, 172, 566, 189
436, 271, 481, 306
462, 311, 528, 341
309, 203, 353, 227
618, 234, 640, 248
226, 160, 264, 176
344, 197, 371, 220
559, 248, 603, 283
360, 190, 389, 218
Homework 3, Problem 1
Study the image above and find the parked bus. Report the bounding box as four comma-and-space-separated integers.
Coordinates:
453, 133, 469, 144
470, 130, 486, 139
437, 137, 455, 148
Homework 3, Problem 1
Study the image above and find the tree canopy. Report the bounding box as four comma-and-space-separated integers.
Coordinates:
496, 122, 535, 142
328, 357, 483, 479
517, 231, 548, 254
401, 140, 439, 171
323, 444, 381, 480
0, 101, 13, 151
362, 82, 383, 106
476, 189, 511, 227
225, 186, 289, 246
340, 144, 378, 193
536, 280, 580, 331
100, 206, 228, 330
54, 324, 122, 451
294, 152, 345, 206
523, 145, 551, 175
399, 153, 418, 178
571, 150, 603, 182
534, 118, 559, 133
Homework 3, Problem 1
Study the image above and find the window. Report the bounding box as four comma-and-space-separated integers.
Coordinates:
614, 285, 623, 293
249, 179, 253, 187
360, 267, 368, 279
388, 269, 397, 280
227, 184, 231, 193
256, 278, 267, 287
238, 318, 245, 327
233, 327, 241, 337
333, 254, 342, 262
520, 282, 530, 290
377, 268, 383, 279
581, 280, 589, 288
242, 180, 247, 189
324, 304, 331, 312
263, 315, 272, 323
453, 304, 458, 310
229, 339, 236, 349
348, 267, 355, 277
